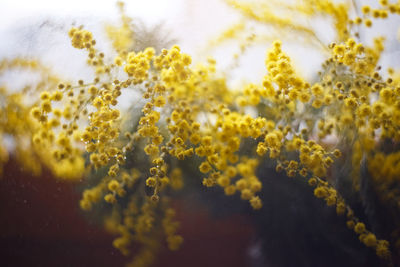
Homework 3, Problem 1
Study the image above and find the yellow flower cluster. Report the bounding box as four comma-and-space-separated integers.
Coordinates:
69, 27, 93, 49
3, 0, 400, 265
217, 1, 400, 259
265, 41, 307, 97
0, 58, 87, 180
157, 45, 192, 87
105, 1, 134, 55
124, 48, 155, 82
346, 221, 391, 259
69, 26, 110, 74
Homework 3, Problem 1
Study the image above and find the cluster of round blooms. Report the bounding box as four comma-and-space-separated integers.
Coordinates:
124, 48, 155, 82
3, 0, 400, 265
69, 27, 93, 49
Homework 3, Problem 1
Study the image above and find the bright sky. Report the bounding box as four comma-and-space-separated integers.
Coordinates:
0, 0, 184, 29
0, 0, 238, 55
